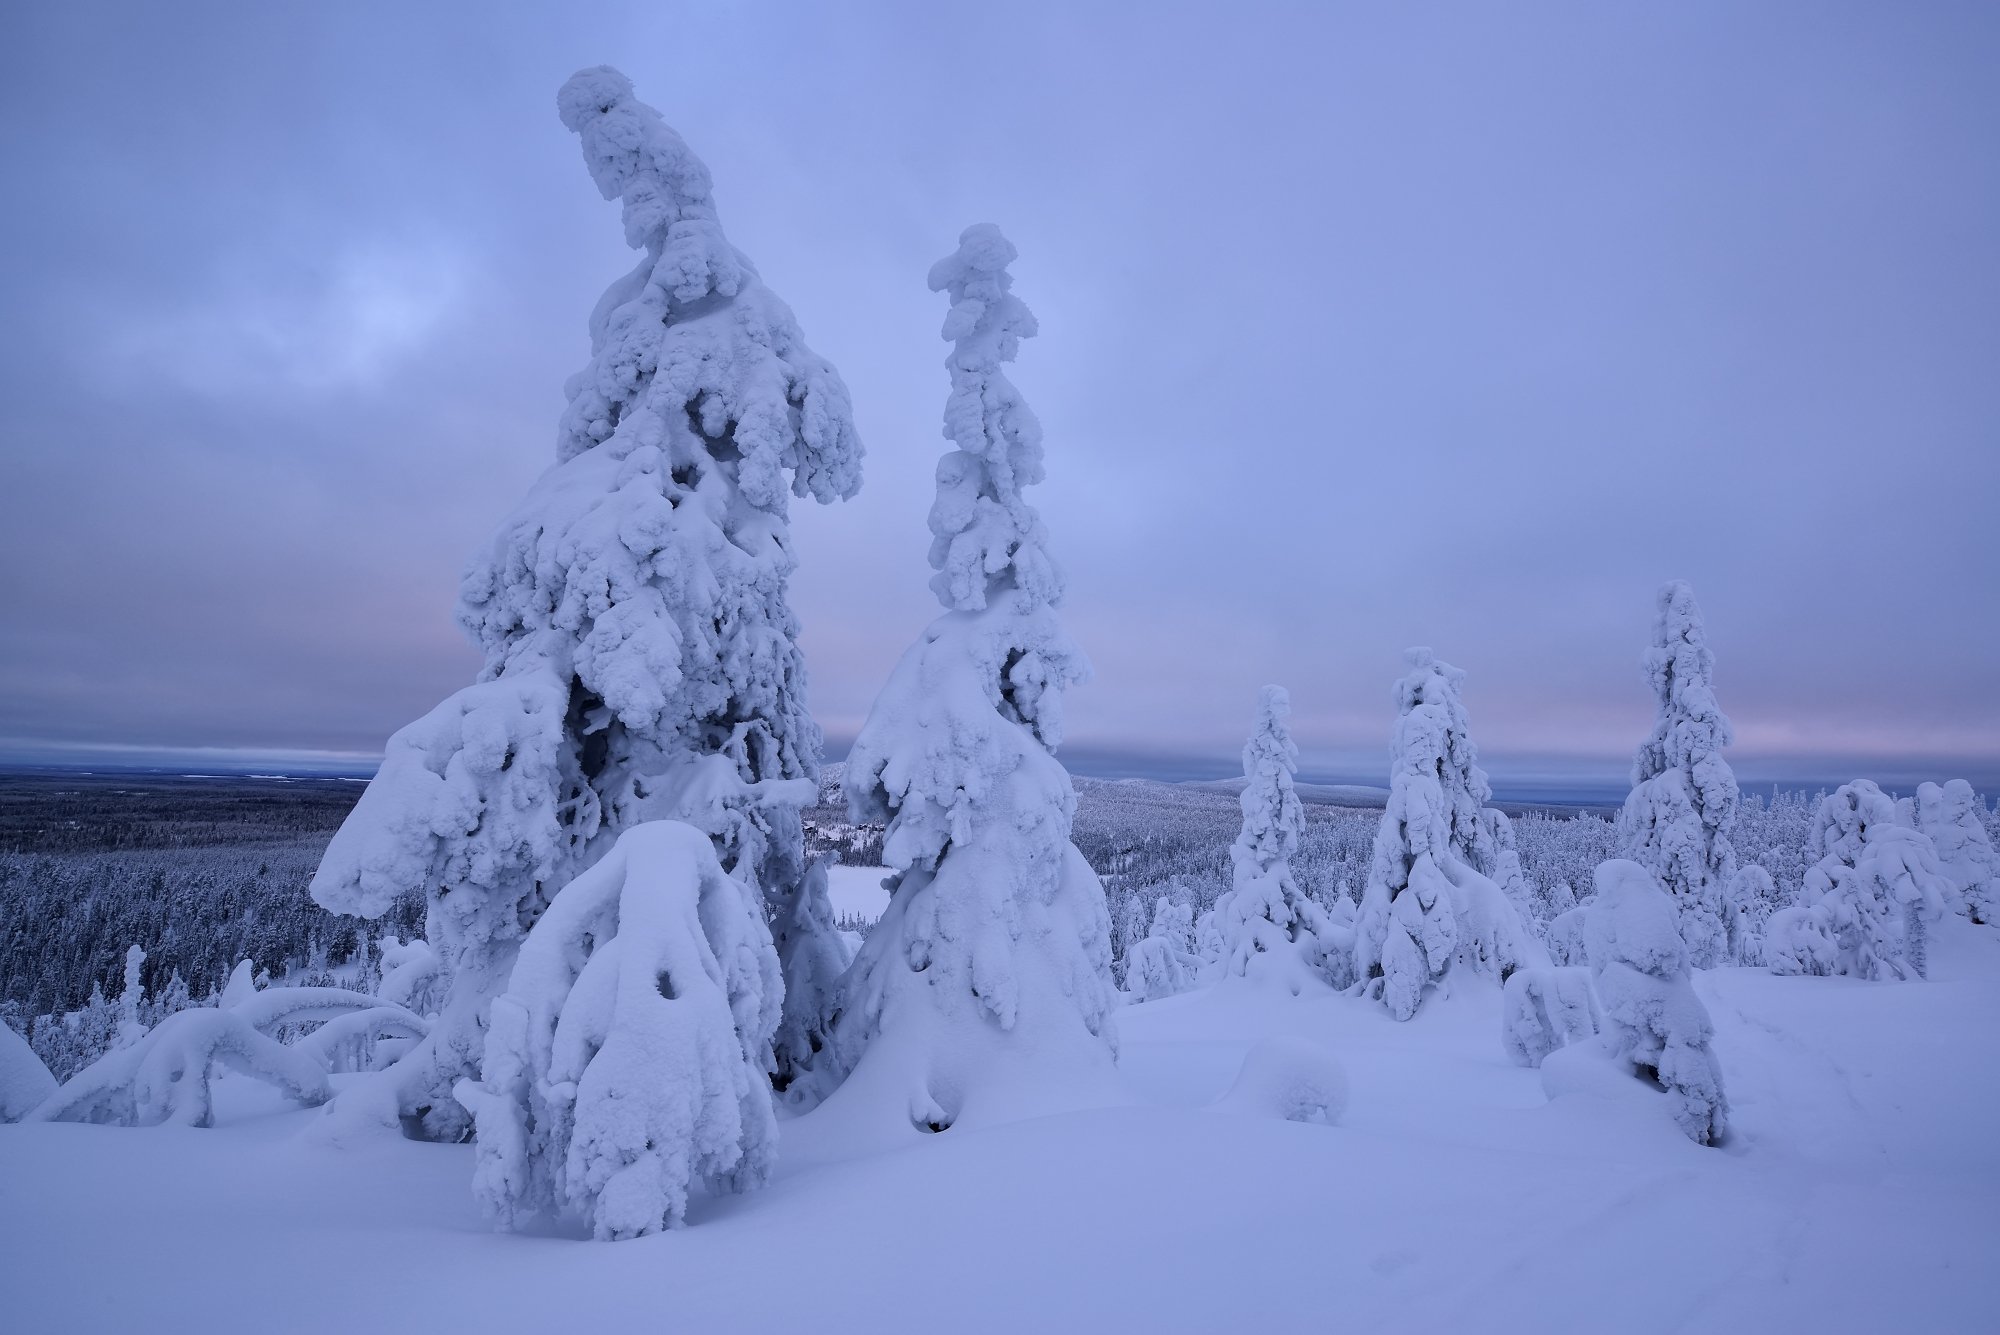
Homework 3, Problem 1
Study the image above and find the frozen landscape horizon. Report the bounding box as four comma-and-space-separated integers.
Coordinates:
4, 5, 1997, 1333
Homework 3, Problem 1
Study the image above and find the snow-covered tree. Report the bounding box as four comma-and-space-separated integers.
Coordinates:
1916, 779, 1998, 924
1500, 967, 1600, 1069
116, 944, 146, 1048
1617, 581, 1738, 968
1582, 860, 1729, 1145
1212, 686, 1349, 992
309, 67, 861, 1139
1355, 650, 1538, 1019
829, 225, 1117, 1129
458, 822, 780, 1239
1769, 780, 1949, 980
25, 1009, 337, 1129
1124, 897, 1200, 1003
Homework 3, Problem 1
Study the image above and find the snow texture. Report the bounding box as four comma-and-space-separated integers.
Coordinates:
1355, 650, 1539, 1019
1617, 581, 1738, 968
310, 67, 860, 1137
457, 821, 780, 1239
830, 225, 1116, 1130
1581, 860, 1729, 1145
1212, 687, 1351, 993
1499, 967, 1601, 1068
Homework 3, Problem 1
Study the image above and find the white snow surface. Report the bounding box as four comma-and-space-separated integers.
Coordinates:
6, 918, 1998, 1332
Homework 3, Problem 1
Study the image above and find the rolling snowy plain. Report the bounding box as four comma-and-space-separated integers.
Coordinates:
5, 912, 1996, 1333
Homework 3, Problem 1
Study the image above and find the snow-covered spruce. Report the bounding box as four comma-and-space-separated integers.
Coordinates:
1354, 650, 1539, 1019
1212, 686, 1351, 993
1581, 860, 1729, 1145
829, 225, 1117, 1130
1617, 581, 1739, 968
309, 67, 860, 1138
1124, 896, 1199, 1003
1500, 967, 1601, 1069
1769, 780, 1949, 980
458, 822, 779, 1240
1916, 779, 1999, 924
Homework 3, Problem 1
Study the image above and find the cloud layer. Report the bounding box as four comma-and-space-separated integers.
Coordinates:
2, 3, 1995, 787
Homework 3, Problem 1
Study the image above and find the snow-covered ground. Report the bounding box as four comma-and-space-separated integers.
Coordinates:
4, 921, 1995, 1333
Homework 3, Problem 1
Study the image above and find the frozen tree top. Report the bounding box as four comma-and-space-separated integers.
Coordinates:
549, 66, 861, 506
1633, 580, 1734, 785
924, 223, 1062, 612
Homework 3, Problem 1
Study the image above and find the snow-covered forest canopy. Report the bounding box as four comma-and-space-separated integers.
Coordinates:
5, 45, 1999, 1335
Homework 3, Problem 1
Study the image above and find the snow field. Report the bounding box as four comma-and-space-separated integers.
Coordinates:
5, 918, 1996, 1334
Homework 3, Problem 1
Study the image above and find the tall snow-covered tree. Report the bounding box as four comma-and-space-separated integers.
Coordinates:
829, 225, 1117, 1129
1916, 779, 1998, 924
310, 67, 861, 1139
1618, 581, 1738, 968
1355, 650, 1538, 1019
1212, 686, 1348, 992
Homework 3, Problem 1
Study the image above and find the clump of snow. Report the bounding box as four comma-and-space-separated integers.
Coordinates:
1580, 859, 1729, 1145
1211, 687, 1351, 993
1213, 1036, 1348, 1125
1500, 967, 1601, 1068
457, 821, 780, 1240
309, 65, 861, 1138
1618, 581, 1739, 968
828, 225, 1116, 1131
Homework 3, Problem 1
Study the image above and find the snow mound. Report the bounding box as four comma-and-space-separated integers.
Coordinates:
1213, 1036, 1348, 1125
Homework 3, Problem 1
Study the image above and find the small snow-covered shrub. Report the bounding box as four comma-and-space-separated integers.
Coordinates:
1125, 898, 1199, 1002
1545, 906, 1591, 968
25, 1009, 332, 1129
1773, 781, 1949, 981
1500, 967, 1601, 1069
458, 821, 780, 1240
1582, 860, 1729, 1145
1916, 779, 1998, 924
1214, 1037, 1348, 1126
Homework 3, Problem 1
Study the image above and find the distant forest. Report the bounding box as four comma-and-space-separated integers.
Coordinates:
2, 767, 1917, 1033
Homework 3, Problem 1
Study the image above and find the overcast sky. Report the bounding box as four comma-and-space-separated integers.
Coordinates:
1, 2, 1995, 789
